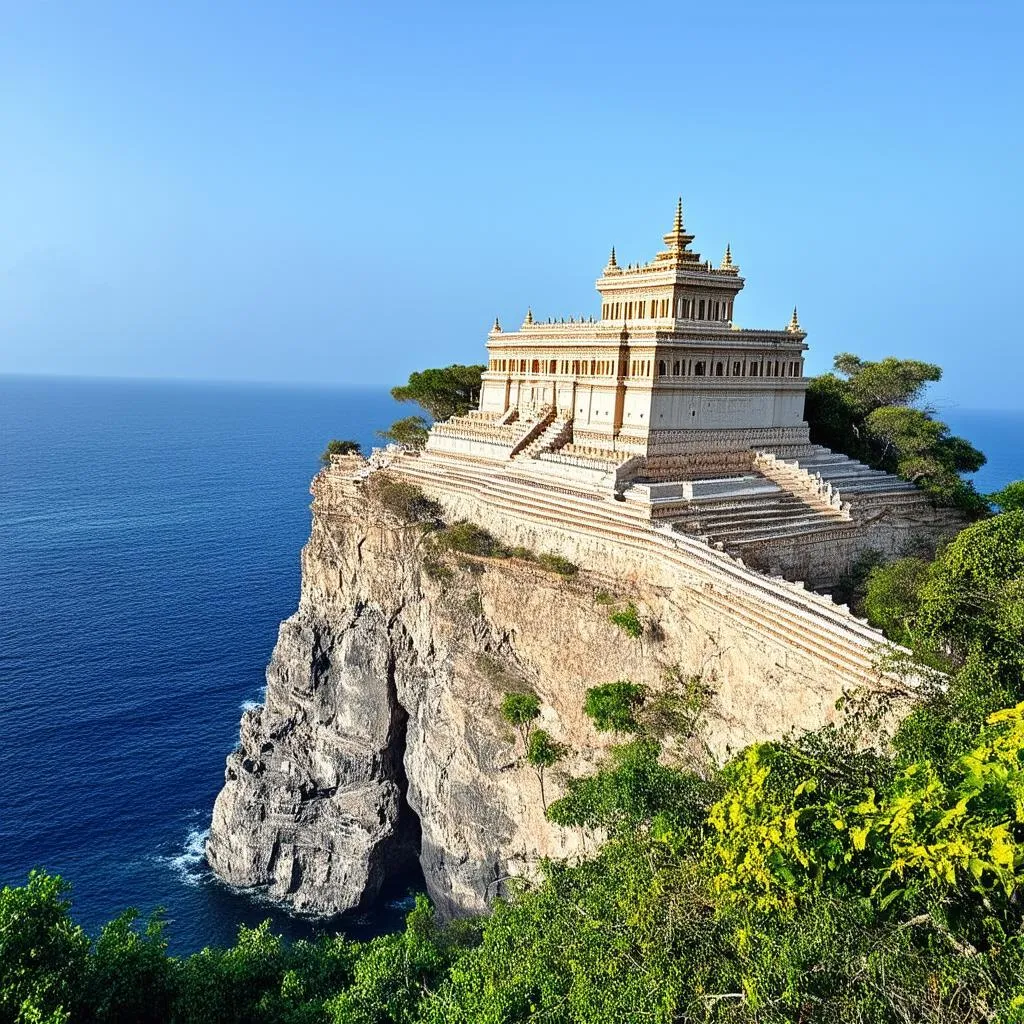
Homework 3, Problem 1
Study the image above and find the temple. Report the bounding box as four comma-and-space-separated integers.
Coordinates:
386, 200, 961, 587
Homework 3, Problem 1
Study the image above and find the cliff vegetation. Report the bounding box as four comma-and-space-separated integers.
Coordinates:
5, 509, 1024, 1024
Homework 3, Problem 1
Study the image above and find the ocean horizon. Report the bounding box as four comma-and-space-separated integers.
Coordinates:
1, 373, 1021, 954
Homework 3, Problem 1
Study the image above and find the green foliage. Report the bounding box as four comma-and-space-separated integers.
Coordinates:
525, 729, 566, 810
500, 691, 540, 729
535, 552, 578, 576
319, 439, 362, 466
390, 365, 484, 421
990, 479, 1024, 512
583, 680, 645, 733
804, 352, 987, 509
363, 475, 441, 524
916, 509, 1024, 676
376, 415, 430, 449
548, 737, 718, 834
526, 729, 565, 770
608, 601, 643, 638
862, 556, 930, 646
640, 668, 716, 741
432, 520, 505, 557
421, 557, 453, 584
0, 871, 89, 1024
500, 690, 540, 753
8, 511, 1024, 1024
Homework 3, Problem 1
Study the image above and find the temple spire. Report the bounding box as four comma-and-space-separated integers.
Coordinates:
493, 316, 501, 332
524, 307, 533, 326
673, 196, 684, 232
608, 245, 617, 267
786, 306, 801, 333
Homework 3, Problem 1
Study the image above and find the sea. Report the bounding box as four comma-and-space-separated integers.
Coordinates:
0, 375, 1021, 954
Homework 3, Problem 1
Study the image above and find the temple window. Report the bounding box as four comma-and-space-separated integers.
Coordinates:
531, 359, 540, 374
732, 361, 741, 375
658, 360, 666, 376
572, 360, 580, 374
715, 362, 724, 376
694, 361, 706, 376
698, 300, 705, 320
749, 364, 758, 376
673, 360, 680, 375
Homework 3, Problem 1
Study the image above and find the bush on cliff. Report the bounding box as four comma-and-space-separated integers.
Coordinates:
319, 439, 362, 466
364, 475, 441, 525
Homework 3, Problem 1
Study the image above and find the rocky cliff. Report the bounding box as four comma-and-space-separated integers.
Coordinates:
206, 463, 907, 918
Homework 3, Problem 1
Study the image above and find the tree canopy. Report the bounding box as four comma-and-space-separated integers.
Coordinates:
804, 353, 986, 509
390, 365, 485, 422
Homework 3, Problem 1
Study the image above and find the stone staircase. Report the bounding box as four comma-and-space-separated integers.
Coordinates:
669, 490, 852, 552
512, 417, 573, 461
756, 446, 923, 511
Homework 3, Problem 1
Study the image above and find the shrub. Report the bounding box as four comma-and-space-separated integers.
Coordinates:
536, 553, 578, 576
422, 558, 454, 584
365, 475, 442, 524
434, 521, 508, 558
990, 479, 1024, 512
584, 681, 646, 733
320, 438, 362, 465
609, 602, 643, 638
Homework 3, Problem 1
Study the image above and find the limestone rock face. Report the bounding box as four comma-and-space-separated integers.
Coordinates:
207, 468, 899, 917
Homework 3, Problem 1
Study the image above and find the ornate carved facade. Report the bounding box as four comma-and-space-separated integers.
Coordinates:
476, 200, 809, 458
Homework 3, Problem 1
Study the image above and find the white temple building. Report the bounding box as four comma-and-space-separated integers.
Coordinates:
402, 200, 955, 584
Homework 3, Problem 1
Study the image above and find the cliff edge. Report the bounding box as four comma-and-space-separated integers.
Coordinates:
206, 459, 918, 918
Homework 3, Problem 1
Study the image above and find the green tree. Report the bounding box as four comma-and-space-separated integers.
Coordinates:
990, 479, 1024, 512
390, 365, 485, 421
804, 353, 986, 509
583, 681, 645, 733
862, 556, 930, 646
376, 415, 430, 449
87, 910, 172, 1024
500, 691, 541, 752
319, 439, 362, 466
526, 729, 566, 811
0, 872, 89, 1024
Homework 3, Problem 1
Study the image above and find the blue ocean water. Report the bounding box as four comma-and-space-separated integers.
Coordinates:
0, 377, 1021, 955
0, 376, 413, 954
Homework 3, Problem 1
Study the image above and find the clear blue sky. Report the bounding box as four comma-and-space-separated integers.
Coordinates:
1, 1, 1021, 409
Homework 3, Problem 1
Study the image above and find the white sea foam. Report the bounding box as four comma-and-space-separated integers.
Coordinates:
162, 827, 210, 887
240, 687, 266, 712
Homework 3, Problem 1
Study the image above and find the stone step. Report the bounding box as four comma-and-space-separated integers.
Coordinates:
684, 509, 841, 534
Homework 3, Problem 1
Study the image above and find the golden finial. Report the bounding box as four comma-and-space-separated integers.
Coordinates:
719, 244, 738, 273
524, 307, 533, 325
608, 245, 617, 268
493, 317, 501, 332
673, 196, 684, 232
787, 306, 801, 332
